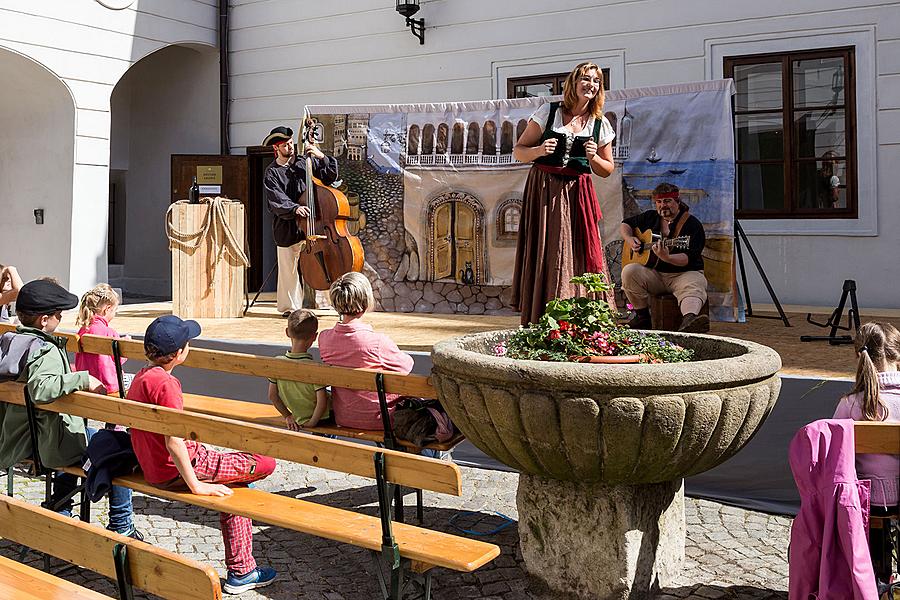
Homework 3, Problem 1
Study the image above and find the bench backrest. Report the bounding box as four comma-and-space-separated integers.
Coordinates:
0, 323, 435, 395
0, 493, 221, 599
854, 421, 900, 454
0, 382, 462, 495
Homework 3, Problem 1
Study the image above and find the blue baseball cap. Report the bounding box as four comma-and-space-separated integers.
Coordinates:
144, 315, 201, 355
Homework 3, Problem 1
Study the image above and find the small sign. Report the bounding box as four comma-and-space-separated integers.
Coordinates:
199, 185, 222, 195
196, 165, 223, 184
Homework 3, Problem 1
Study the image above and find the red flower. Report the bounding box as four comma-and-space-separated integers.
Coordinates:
559, 320, 571, 331
548, 330, 562, 340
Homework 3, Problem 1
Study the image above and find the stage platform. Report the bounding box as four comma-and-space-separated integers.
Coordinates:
60, 297, 900, 380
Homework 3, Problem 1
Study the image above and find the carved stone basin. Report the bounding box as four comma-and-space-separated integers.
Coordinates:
431, 330, 782, 599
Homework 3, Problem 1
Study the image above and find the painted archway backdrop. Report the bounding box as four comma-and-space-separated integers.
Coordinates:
308, 79, 739, 321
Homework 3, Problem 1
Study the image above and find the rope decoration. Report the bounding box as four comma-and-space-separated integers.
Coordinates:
165, 197, 250, 290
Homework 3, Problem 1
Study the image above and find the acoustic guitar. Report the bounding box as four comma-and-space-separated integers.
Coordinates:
622, 228, 691, 269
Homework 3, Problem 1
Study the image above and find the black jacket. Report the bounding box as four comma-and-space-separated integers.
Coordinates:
264, 155, 339, 247
83, 429, 138, 501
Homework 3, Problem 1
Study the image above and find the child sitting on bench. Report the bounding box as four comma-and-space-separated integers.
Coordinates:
267, 309, 329, 430
127, 315, 278, 595
74, 283, 130, 396
0, 279, 141, 538
318, 272, 414, 431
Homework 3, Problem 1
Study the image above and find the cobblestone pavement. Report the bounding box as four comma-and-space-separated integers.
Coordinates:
0, 458, 789, 600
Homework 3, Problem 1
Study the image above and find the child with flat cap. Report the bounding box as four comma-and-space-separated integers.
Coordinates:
0, 279, 142, 537
126, 315, 278, 594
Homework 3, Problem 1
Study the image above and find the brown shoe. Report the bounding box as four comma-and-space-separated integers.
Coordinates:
678, 313, 709, 333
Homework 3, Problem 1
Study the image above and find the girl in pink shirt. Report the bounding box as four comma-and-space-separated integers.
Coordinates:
832, 321, 900, 508
74, 283, 129, 395
318, 272, 414, 430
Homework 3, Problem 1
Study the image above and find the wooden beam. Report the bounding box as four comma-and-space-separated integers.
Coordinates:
854, 421, 900, 454
0, 554, 110, 600
0, 494, 221, 600
56, 470, 499, 573
78, 332, 435, 396
0, 323, 78, 352
0, 383, 462, 496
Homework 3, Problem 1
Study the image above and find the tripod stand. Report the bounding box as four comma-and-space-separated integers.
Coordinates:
244, 261, 278, 315
734, 220, 791, 327
799, 279, 860, 345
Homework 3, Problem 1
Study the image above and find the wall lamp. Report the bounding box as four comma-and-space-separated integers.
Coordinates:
396, 1, 425, 45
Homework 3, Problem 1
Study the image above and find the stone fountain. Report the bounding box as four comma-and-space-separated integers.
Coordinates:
431, 331, 781, 599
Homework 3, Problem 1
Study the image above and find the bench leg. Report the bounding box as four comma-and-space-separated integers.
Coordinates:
416, 489, 424, 524
6, 468, 12, 495
393, 485, 404, 523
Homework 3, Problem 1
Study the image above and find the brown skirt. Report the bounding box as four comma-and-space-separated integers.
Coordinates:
511, 166, 615, 325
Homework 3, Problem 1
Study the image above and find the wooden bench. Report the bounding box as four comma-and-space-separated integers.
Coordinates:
0, 492, 221, 599
0, 382, 499, 598
854, 421, 900, 582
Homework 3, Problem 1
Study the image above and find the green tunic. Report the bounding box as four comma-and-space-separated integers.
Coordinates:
0, 327, 89, 470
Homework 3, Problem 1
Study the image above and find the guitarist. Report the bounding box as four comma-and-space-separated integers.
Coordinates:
263, 125, 338, 317
619, 183, 709, 333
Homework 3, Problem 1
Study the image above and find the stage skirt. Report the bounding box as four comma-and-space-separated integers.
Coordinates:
512, 164, 616, 326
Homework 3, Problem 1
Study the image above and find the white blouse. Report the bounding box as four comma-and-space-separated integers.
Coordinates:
529, 102, 616, 146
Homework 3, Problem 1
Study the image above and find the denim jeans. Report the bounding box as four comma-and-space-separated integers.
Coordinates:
50, 427, 134, 533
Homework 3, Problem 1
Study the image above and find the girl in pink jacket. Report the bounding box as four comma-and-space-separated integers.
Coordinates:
74, 283, 129, 395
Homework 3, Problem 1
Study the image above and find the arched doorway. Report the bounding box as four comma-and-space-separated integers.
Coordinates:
407, 124, 420, 155
0, 48, 75, 285
109, 43, 218, 297
427, 191, 485, 283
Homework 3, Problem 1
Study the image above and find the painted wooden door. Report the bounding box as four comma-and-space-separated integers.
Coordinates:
432, 202, 453, 280
454, 203, 476, 281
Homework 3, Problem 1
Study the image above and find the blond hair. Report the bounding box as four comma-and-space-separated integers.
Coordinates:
329, 272, 373, 316
846, 322, 900, 421
562, 62, 605, 120
76, 283, 119, 328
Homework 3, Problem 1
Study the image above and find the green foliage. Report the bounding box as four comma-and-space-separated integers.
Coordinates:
495, 273, 693, 364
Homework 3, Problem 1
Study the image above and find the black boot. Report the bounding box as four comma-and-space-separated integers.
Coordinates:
625, 308, 651, 330
678, 312, 710, 333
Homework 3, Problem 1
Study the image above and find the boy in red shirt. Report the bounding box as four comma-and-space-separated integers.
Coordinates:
127, 315, 277, 594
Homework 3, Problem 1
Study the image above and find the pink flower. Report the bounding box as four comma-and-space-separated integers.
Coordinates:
493, 342, 507, 357
548, 330, 562, 341
626, 303, 634, 310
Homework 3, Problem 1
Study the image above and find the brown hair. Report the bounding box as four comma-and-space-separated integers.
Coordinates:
144, 341, 181, 366
562, 62, 604, 120
287, 309, 318, 340
15, 311, 41, 328
846, 322, 900, 421
76, 283, 119, 328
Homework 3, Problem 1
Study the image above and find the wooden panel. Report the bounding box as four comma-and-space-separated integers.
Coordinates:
170, 202, 245, 319
77, 333, 436, 396
855, 422, 900, 454
0, 495, 221, 600
180, 392, 465, 452
0, 323, 79, 352
57, 468, 498, 573
0, 555, 109, 600
0, 383, 461, 496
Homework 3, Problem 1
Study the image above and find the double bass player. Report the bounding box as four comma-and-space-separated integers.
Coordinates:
263, 125, 339, 316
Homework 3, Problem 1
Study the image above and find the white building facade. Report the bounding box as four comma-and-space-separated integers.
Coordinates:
2, 0, 899, 308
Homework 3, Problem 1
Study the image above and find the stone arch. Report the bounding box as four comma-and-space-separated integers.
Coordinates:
500, 121, 514, 154
496, 196, 523, 241
436, 123, 449, 154
426, 191, 487, 284
110, 43, 219, 297
407, 124, 420, 155
466, 122, 479, 155
422, 123, 435, 155
482, 120, 497, 155
0, 46, 76, 287
451, 123, 465, 154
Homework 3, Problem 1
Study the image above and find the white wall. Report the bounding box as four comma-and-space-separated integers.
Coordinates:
0, 49, 75, 284
0, 0, 216, 295
228, 0, 900, 308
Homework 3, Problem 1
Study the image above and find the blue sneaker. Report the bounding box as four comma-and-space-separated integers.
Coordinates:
223, 566, 277, 595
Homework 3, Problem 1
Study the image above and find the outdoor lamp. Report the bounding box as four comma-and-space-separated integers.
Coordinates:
396, 0, 425, 45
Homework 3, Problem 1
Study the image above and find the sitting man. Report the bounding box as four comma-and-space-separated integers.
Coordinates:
619, 182, 709, 333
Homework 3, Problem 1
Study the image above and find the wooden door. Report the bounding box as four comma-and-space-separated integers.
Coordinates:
432, 202, 453, 280
454, 203, 476, 281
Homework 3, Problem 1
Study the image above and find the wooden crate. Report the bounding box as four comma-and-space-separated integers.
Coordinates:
171, 202, 245, 318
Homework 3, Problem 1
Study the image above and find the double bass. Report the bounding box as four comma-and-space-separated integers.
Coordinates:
296, 117, 365, 290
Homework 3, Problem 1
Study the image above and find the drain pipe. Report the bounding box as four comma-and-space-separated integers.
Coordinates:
218, 0, 230, 155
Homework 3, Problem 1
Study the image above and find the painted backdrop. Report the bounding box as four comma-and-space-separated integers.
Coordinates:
308, 79, 739, 321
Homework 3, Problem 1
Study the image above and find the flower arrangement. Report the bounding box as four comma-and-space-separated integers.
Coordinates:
497, 273, 693, 363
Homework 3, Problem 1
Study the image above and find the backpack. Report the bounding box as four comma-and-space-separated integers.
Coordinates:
392, 396, 456, 447
0, 332, 44, 383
